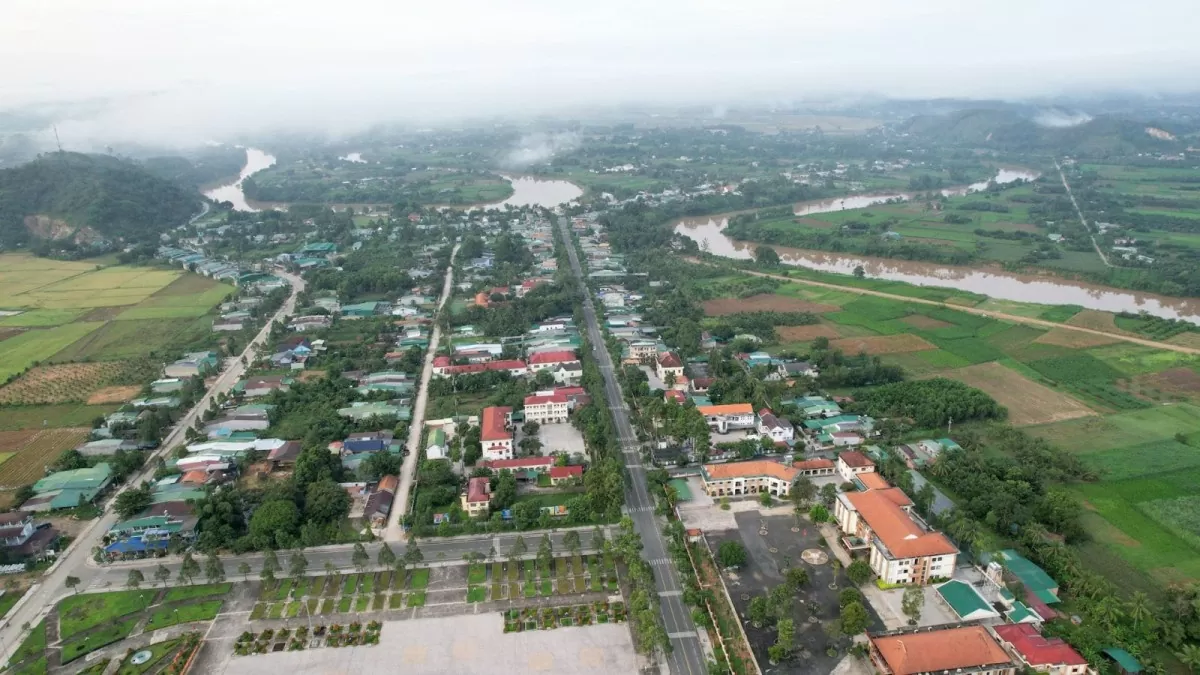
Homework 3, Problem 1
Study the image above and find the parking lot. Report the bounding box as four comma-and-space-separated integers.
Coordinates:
705, 512, 884, 674
515, 423, 587, 460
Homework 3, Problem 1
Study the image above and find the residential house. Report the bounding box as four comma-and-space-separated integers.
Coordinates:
481, 406, 514, 461
551, 360, 583, 384
700, 460, 799, 498
343, 430, 399, 454
776, 361, 819, 380
0, 512, 57, 559
626, 340, 659, 363
341, 301, 387, 319
165, 351, 219, 378
524, 392, 570, 425
25, 464, 113, 512
834, 487, 957, 585
431, 357, 528, 378
992, 624, 1091, 675
426, 428, 448, 461
289, 315, 332, 332
479, 456, 555, 477
549, 465, 584, 485
150, 378, 184, 394
935, 580, 1001, 622
462, 476, 492, 517
867, 625, 1016, 675
837, 451, 876, 481
267, 440, 303, 468
364, 475, 399, 527
656, 352, 684, 383
337, 401, 410, 421
984, 550, 1061, 621
697, 403, 756, 433
792, 457, 837, 477
242, 375, 292, 398
757, 409, 794, 443
527, 350, 578, 373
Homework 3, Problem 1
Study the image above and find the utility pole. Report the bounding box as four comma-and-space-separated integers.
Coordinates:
53, 125, 63, 153
947, 416, 952, 435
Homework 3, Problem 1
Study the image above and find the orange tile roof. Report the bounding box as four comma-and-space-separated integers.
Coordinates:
857, 472, 890, 491
870, 626, 1012, 675
845, 488, 956, 559
697, 403, 754, 417
839, 451, 875, 468
793, 458, 835, 470
481, 406, 512, 442
376, 475, 399, 493
704, 460, 798, 482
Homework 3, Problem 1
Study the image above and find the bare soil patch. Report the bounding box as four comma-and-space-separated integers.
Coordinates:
777, 324, 841, 342
0, 328, 23, 343
86, 385, 141, 405
1167, 333, 1200, 350
944, 362, 1096, 426
0, 361, 147, 405
1034, 327, 1122, 349
1066, 310, 1131, 334
901, 315, 953, 330
79, 307, 126, 321
830, 334, 936, 355
702, 294, 838, 316
1134, 367, 1200, 396
298, 370, 327, 382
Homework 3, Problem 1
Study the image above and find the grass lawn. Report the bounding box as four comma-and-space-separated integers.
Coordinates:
268, 603, 285, 619
286, 602, 300, 618
337, 597, 353, 612
466, 586, 486, 603
392, 570, 406, 590
116, 637, 181, 675
145, 600, 223, 630
355, 595, 370, 612
271, 579, 294, 601
11, 656, 48, 675
0, 587, 27, 616
61, 618, 138, 663
540, 580, 553, 596
361, 573, 375, 594
409, 568, 429, 589
58, 589, 155, 639
341, 574, 359, 595
524, 581, 537, 598
323, 574, 340, 596
0, 322, 104, 381
467, 563, 486, 584
372, 593, 386, 611
407, 591, 426, 607
320, 598, 334, 615
9, 618, 45, 664
389, 593, 404, 609
164, 583, 231, 603
249, 603, 267, 620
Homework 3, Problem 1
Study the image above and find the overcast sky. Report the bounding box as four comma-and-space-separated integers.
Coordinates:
4, 0, 1200, 147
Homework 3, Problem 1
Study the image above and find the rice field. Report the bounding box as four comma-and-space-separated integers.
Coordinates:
0, 322, 105, 381
0, 428, 90, 488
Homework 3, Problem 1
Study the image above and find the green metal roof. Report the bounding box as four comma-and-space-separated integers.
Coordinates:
996, 549, 1059, 603
1007, 601, 1036, 623
667, 478, 693, 501
1103, 648, 1142, 673
33, 464, 112, 493
48, 488, 103, 509
936, 580, 994, 620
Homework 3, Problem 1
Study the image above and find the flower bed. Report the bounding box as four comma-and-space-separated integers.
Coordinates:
501, 603, 625, 633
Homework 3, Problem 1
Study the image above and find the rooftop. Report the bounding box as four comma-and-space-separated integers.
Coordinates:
697, 403, 754, 417
870, 625, 1013, 675
993, 623, 1088, 667
466, 476, 491, 504
528, 350, 577, 365
480, 406, 512, 442
844, 488, 956, 559
703, 460, 798, 483
839, 451, 875, 468
793, 458, 835, 471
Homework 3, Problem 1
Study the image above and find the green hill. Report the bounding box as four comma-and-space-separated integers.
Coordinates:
0, 152, 201, 249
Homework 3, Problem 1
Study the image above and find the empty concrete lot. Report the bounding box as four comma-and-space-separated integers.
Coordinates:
218, 613, 639, 675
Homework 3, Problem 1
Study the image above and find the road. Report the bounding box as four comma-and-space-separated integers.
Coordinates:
385, 243, 460, 542
80, 528, 610, 590
1056, 160, 1112, 267
557, 221, 707, 675
0, 270, 305, 664
686, 258, 1200, 356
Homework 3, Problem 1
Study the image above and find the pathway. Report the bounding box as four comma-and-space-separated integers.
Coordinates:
386, 243, 460, 542
1055, 160, 1112, 267
687, 258, 1200, 356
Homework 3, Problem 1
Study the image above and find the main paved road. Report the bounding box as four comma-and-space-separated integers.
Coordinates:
0, 270, 305, 663
385, 243, 460, 541
557, 220, 707, 675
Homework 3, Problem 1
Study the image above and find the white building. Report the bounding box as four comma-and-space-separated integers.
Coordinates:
523, 392, 569, 425
834, 487, 957, 585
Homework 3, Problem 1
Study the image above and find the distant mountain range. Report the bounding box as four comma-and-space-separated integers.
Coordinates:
0, 152, 202, 249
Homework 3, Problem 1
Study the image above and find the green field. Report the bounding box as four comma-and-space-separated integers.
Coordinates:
0, 308, 87, 327
0, 403, 119, 430
0, 322, 104, 381
48, 316, 214, 362
58, 589, 156, 639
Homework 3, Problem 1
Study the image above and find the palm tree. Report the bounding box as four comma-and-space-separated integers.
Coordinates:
1126, 591, 1153, 630
1176, 644, 1200, 673
1091, 596, 1125, 630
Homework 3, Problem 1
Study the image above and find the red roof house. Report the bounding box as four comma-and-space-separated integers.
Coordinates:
992, 624, 1089, 673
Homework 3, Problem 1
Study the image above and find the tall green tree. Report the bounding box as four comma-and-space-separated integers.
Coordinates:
204, 552, 225, 584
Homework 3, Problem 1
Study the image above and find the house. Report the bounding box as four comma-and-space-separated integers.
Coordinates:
867, 625, 1016, 675
992, 624, 1091, 675
25, 464, 113, 512
150, 378, 184, 394
700, 460, 799, 498
549, 465, 584, 485
337, 401, 410, 421
289, 315, 332, 332
242, 375, 292, 398
551, 360, 583, 384
462, 476, 492, 517
268, 440, 303, 468
431, 357, 528, 378
481, 406, 514, 461
524, 392, 569, 425
343, 430, 398, 454
656, 352, 684, 383
165, 351, 219, 378
664, 389, 687, 404
527, 350, 578, 373
626, 340, 658, 362
364, 475, 398, 527
342, 301, 386, 319
426, 428, 448, 461
837, 451, 876, 481
985, 550, 1061, 618
777, 361, 819, 380
0, 512, 57, 559
834, 487, 957, 585
479, 456, 555, 476
757, 410, 794, 443
697, 403, 756, 433
792, 457, 836, 477
935, 580, 1000, 622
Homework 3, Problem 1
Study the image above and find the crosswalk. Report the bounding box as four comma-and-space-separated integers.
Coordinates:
647, 558, 673, 567
627, 505, 654, 514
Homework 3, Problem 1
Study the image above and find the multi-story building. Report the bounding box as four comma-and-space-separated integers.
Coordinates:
835, 487, 957, 585
656, 352, 684, 383
700, 460, 799, 498
480, 406, 514, 461
697, 403, 756, 433
991, 624, 1093, 675
868, 625, 1016, 675
757, 409, 795, 443
461, 476, 492, 517
527, 350, 578, 373
837, 450, 876, 482
523, 392, 570, 425
792, 457, 837, 477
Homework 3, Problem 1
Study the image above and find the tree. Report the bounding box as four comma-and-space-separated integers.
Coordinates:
204, 552, 225, 584
352, 542, 369, 571
126, 569, 145, 590
563, 530, 581, 556
508, 535, 527, 562
289, 551, 309, 579
748, 595, 771, 627
261, 549, 281, 582
179, 552, 200, 585
236, 561, 251, 581
114, 483, 153, 519
759, 491, 773, 507
592, 526, 606, 552
65, 576, 81, 594
1177, 645, 1200, 673
901, 586, 923, 625
853, 265, 865, 279
790, 477, 817, 507
377, 543, 396, 571
537, 534, 554, 568
847, 559, 873, 586
249, 499, 300, 549
716, 541, 747, 569
784, 567, 809, 590
404, 540, 424, 567
492, 471, 518, 510
839, 600, 870, 636
755, 245, 780, 266
809, 504, 830, 523
819, 483, 838, 505
304, 479, 352, 524
768, 617, 795, 663
155, 564, 171, 587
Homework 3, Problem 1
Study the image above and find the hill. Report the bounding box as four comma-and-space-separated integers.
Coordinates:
0, 152, 200, 249
901, 108, 1184, 156
141, 145, 246, 189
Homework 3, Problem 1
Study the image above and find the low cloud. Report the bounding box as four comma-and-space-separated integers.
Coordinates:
1033, 108, 1094, 128
502, 132, 580, 168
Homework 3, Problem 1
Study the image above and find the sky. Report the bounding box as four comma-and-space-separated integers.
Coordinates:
3, 0, 1200, 147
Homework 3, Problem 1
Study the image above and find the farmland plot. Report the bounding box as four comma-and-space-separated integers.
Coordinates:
0, 323, 104, 381
941, 362, 1095, 425
0, 428, 89, 487
0, 359, 156, 405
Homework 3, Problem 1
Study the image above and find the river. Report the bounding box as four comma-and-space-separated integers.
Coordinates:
675, 170, 1200, 323
203, 148, 276, 212
487, 174, 583, 209
794, 168, 1039, 216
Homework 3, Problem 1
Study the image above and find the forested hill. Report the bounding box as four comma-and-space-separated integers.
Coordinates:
0, 152, 201, 249
901, 109, 1184, 156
